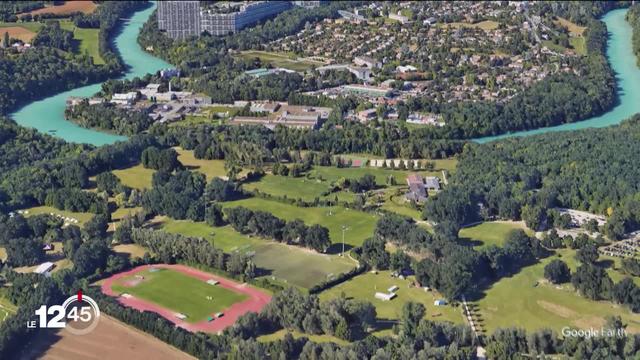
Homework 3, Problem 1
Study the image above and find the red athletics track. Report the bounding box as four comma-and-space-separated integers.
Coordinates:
101, 264, 271, 333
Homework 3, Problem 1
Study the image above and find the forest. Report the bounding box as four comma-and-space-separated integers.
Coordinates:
425, 115, 640, 239
628, 3, 640, 64
65, 101, 154, 136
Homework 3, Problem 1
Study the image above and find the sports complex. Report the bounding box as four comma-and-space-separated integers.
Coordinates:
101, 264, 271, 333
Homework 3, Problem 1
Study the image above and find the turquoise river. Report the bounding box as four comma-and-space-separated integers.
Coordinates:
9, 7, 640, 146
11, 2, 171, 146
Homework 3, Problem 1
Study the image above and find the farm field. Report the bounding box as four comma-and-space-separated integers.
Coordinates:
110, 268, 247, 323
237, 50, 322, 72
476, 248, 640, 334
319, 271, 464, 336
113, 164, 155, 190
159, 218, 355, 289
20, 1, 97, 17
23, 315, 193, 360
0, 23, 39, 42
23, 205, 93, 226
458, 221, 532, 248
222, 197, 378, 248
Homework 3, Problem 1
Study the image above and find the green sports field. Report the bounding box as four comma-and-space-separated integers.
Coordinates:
222, 197, 378, 248
59, 20, 103, 64
160, 218, 356, 289
110, 268, 247, 323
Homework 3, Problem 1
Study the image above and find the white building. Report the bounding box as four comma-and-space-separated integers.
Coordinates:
34, 262, 54, 275
111, 92, 138, 105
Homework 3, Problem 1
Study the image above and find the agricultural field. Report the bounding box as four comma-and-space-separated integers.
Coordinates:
110, 268, 247, 323
0, 23, 39, 42
475, 248, 640, 335
159, 218, 355, 289
458, 221, 532, 248
113, 164, 155, 190
236, 50, 322, 72
222, 197, 378, 248
319, 271, 464, 336
20, 1, 97, 17
23, 315, 193, 360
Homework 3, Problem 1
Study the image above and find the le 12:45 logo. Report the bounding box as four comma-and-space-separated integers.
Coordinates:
27, 290, 101, 335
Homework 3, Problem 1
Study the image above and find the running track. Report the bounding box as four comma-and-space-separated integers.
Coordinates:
101, 264, 271, 333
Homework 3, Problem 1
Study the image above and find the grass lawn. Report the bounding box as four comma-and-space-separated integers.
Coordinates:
476, 248, 640, 335
0, 295, 17, 323
257, 329, 349, 345
380, 191, 423, 220
569, 37, 586, 55
0, 248, 6, 262
159, 218, 356, 289
113, 244, 148, 259
175, 147, 229, 181
110, 268, 247, 323
111, 207, 142, 222
60, 20, 103, 64
160, 218, 263, 253
23, 206, 93, 226
251, 242, 355, 289
319, 271, 464, 336
222, 197, 378, 248
237, 50, 320, 72
113, 165, 155, 190
554, 17, 586, 36
458, 221, 532, 248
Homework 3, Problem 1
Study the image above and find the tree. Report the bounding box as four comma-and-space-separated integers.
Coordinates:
399, 302, 425, 341
544, 259, 571, 284
576, 243, 599, 264
390, 250, 411, 273
571, 264, 613, 300
95, 172, 121, 195
84, 214, 109, 239
305, 225, 331, 252
205, 203, 224, 227
360, 237, 390, 270
2, 32, 8, 48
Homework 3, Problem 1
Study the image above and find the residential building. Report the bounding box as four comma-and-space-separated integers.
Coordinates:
157, 1, 201, 40
293, 0, 326, 8
424, 176, 441, 191
353, 56, 381, 69
405, 173, 427, 203
358, 108, 377, 122
158, 1, 292, 39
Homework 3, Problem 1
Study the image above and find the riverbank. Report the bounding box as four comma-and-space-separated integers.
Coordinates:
10, 2, 171, 146
475, 8, 640, 143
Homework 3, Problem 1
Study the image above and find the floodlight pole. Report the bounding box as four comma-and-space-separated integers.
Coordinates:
341, 225, 349, 257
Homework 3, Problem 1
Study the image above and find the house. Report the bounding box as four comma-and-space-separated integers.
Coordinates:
353, 55, 381, 69
375, 292, 397, 301
405, 173, 427, 203
348, 66, 372, 81
42, 243, 54, 251
33, 262, 54, 275
396, 65, 417, 73
358, 108, 377, 122
424, 176, 441, 191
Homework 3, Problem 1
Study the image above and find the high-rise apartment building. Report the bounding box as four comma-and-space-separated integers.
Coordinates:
157, 1, 293, 40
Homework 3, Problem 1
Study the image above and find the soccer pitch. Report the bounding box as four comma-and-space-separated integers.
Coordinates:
111, 268, 247, 322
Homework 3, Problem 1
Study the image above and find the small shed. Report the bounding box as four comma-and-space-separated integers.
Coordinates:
207, 279, 220, 285
434, 299, 447, 306
387, 285, 399, 293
